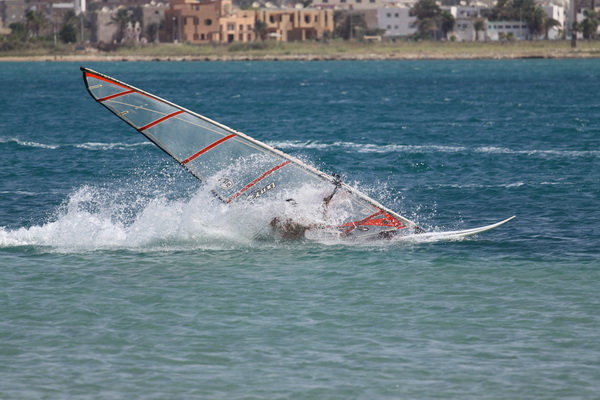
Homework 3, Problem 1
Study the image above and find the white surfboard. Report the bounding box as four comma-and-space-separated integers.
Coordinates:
394, 216, 516, 242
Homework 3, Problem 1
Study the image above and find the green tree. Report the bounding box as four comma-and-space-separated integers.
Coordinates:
411, 0, 455, 40
25, 10, 47, 39
146, 21, 162, 43
473, 18, 486, 41
59, 24, 77, 43
59, 10, 78, 43
440, 10, 455, 39
110, 8, 132, 43
253, 20, 268, 41
334, 10, 367, 40
543, 18, 561, 39
581, 10, 598, 39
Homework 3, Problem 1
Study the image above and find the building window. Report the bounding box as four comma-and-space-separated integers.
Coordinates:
239, 24, 243, 31
305, 15, 310, 23
386, 13, 391, 17
204, 19, 212, 26
227, 23, 235, 31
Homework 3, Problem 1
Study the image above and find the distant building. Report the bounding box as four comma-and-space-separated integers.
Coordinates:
313, 0, 417, 11
91, 6, 120, 43
1, 0, 27, 25
486, 20, 529, 40
374, 6, 416, 38
163, 0, 333, 44
164, 0, 226, 43
256, 8, 334, 41
220, 9, 256, 43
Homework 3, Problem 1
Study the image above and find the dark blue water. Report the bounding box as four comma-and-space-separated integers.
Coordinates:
1, 60, 599, 399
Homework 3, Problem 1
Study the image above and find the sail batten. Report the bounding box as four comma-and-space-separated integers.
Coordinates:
81, 67, 424, 239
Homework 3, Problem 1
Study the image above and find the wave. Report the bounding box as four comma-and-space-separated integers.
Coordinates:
267, 140, 600, 158
0, 137, 151, 151
3, 136, 596, 159
74, 142, 153, 151
0, 138, 59, 150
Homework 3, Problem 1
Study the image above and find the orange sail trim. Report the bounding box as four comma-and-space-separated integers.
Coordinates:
340, 210, 407, 234
226, 160, 291, 203
182, 134, 236, 165
139, 110, 185, 132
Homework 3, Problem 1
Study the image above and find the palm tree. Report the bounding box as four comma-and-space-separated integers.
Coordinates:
543, 18, 561, 40
25, 10, 47, 39
581, 10, 598, 39
526, 5, 547, 38
411, 0, 454, 40
110, 8, 131, 43
253, 20, 267, 41
440, 10, 455, 39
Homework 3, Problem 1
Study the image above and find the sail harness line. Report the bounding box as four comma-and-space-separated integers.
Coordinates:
81, 67, 423, 233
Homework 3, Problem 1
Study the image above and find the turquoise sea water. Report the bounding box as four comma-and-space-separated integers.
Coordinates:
1, 60, 599, 399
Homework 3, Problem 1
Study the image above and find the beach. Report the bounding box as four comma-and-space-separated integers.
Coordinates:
2, 40, 600, 61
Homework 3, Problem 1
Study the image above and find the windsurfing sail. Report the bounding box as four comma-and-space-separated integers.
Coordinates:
81, 67, 424, 239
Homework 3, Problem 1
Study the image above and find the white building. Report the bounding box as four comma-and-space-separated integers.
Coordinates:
376, 6, 416, 37
313, 0, 417, 10
486, 20, 529, 40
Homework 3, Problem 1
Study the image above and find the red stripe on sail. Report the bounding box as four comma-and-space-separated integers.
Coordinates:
139, 110, 185, 132
85, 72, 130, 91
182, 134, 236, 165
226, 160, 291, 203
97, 89, 135, 102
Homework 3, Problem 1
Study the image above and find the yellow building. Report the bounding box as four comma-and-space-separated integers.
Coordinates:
220, 10, 257, 43
257, 8, 334, 41
165, 0, 333, 44
165, 0, 228, 43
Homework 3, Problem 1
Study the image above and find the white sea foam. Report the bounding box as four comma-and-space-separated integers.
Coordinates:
0, 177, 436, 252
0, 138, 59, 149
75, 142, 152, 151
267, 140, 600, 158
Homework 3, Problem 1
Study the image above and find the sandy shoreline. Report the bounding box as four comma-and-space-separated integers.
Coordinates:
1, 52, 600, 62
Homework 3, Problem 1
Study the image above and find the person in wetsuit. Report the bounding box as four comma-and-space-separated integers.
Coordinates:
270, 175, 342, 240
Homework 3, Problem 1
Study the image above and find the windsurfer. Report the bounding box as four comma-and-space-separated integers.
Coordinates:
270, 175, 343, 239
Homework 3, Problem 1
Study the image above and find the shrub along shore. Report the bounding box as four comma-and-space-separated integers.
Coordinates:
2, 40, 600, 61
